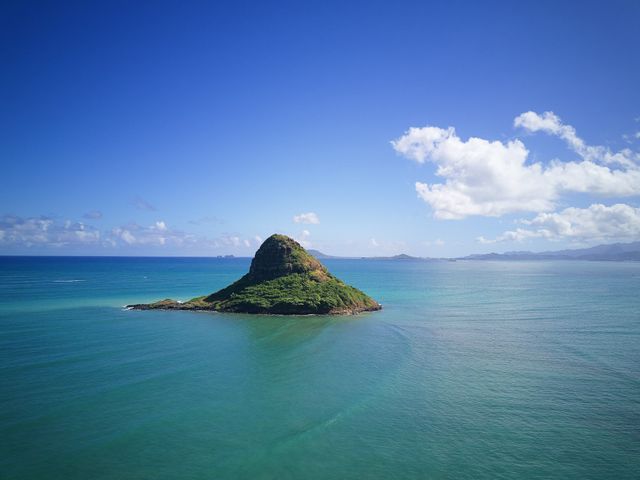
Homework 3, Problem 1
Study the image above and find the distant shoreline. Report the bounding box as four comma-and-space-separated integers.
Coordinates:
1, 240, 639, 261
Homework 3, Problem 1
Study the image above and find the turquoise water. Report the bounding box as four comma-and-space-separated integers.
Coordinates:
1, 257, 639, 479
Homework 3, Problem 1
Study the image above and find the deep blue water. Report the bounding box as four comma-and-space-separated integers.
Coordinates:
1, 257, 639, 479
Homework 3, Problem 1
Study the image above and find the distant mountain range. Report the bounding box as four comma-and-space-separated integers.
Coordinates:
307, 250, 436, 261
308, 241, 640, 262
306, 250, 344, 260
460, 241, 640, 261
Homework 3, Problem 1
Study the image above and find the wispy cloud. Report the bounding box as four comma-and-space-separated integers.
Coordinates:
188, 215, 225, 225
109, 220, 177, 246
514, 111, 637, 168
82, 210, 103, 220
366, 237, 406, 253
0, 214, 261, 253
424, 239, 445, 247
0, 215, 101, 247
293, 212, 320, 224
132, 196, 157, 211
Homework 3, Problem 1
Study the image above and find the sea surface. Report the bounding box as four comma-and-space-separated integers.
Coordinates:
1, 256, 639, 479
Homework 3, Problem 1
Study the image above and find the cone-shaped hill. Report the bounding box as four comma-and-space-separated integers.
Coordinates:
128, 234, 381, 315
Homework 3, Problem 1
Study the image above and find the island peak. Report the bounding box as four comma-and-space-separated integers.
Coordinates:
128, 234, 381, 315
247, 234, 328, 281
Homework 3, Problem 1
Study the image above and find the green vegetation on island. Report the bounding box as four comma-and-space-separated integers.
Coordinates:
128, 234, 381, 315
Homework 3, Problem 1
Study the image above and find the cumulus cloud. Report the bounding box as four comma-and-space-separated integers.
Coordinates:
132, 196, 157, 211
214, 234, 263, 250
0, 215, 261, 252
478, 203, 640, 244
392, 112, 640, 219
0, 215, 101, 247
293, 212, 320, 224
110, 226, 263, 251
110, 220, 189, 247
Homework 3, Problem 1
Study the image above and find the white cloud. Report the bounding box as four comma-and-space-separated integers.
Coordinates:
110, 221, 193, 247
111, 222, 178, 247
293, 212, 320, 224
391, 126, 455, 164
119, 229, 136, 244
365, 237, 406, 253
0, 215, 101, 247
514, 111, 584, 151
479, 203, 640, 244
392, 112, 640, 219
296, 229, 312, 248
226, 236, 242, 247
215, 234, 262, 250
396, 128, 557, 218
423, 239, 445, 247
0, 215, 268, 253
477, 229, 546, 244
108, 226, 262, 250
514, 111, 638, 167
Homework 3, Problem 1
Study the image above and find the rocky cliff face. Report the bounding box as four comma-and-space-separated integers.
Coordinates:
247, 234, 327, 281
128, 234, 381, 315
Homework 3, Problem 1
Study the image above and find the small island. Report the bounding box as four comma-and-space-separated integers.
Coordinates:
128, 234, 381, 315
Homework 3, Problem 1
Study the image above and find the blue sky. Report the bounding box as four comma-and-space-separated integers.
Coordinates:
1, 0, 639, 256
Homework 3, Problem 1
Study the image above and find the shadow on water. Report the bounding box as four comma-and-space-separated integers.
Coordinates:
232, 313, 343, 348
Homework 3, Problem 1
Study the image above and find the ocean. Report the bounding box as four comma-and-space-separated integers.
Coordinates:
1, 256, 639, 479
